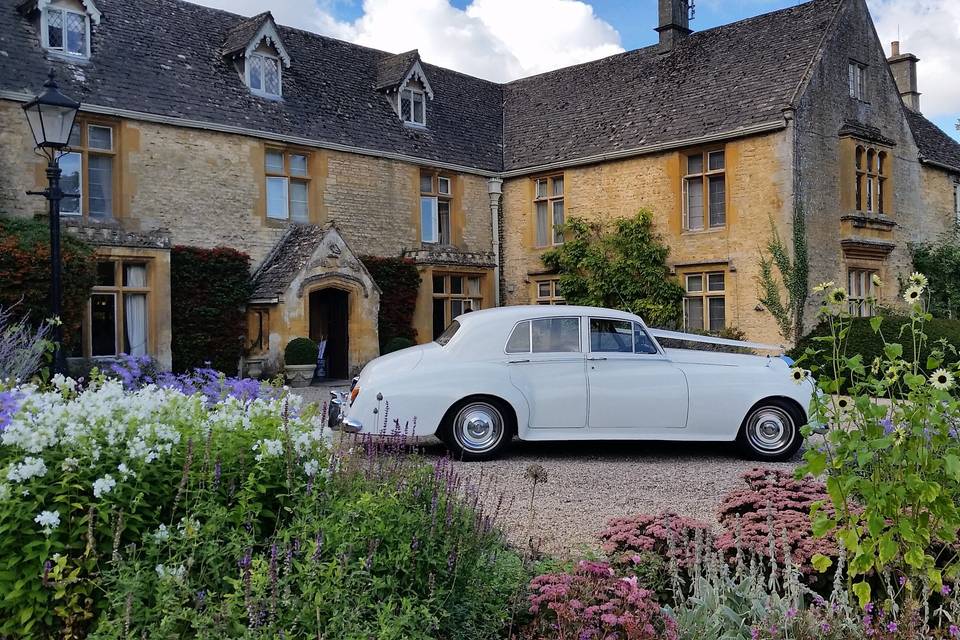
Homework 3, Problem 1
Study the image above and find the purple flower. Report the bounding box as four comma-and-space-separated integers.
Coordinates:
0, 389, 23, 432
887, 622, 898, 633
786, 607, 797, 619
899, 576, 907, 587
865, 602, 875, 614
949, 624, 959, 636
942, 584, 952, 596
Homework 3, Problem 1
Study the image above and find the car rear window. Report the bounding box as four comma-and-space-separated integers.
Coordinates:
506, 317, 581, 354
435, 321, 460, 346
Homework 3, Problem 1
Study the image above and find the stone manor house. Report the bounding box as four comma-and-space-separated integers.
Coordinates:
1, 0, 959, 375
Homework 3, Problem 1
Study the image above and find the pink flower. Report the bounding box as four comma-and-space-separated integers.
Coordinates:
949, 624, 959, 636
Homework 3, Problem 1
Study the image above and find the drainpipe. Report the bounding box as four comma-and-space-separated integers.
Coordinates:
487, 177, 504, 307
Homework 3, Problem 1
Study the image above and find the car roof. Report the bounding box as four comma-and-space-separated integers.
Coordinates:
455, 305, 643, 327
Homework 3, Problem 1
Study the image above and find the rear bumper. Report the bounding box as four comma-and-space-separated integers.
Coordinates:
328, 391, 363, 433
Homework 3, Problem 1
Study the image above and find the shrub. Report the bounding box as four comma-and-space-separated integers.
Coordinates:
912, 232, 960, 319
0, 215, 96, 354
522, 560, 677, 640
361, 256, 421, 349
382, 336, 416, 354
598, 512, 712, 572
284, 336, 318, 366
170, 246, 251, 374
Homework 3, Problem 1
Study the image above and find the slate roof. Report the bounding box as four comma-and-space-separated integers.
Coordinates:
501, 0, 842, 171
221, 11, 270, 57
905, 109, 960, 174
250, 224, 327, 300
376, 50, 420, 91
1, 0, 505, 172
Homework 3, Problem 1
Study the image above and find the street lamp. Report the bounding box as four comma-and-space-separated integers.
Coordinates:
24, 68, 81, 376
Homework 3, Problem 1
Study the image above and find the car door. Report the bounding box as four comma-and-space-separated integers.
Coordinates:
506, 316, 587, 429
586, 318, 688, 430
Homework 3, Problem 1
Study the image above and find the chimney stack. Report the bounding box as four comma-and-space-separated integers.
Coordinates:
887, 40, 921, 112
656, 0, 692, 53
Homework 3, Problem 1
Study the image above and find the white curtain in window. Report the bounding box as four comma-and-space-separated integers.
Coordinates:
124, 265, 148, 356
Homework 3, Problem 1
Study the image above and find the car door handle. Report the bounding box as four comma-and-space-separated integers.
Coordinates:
508, 359, 530, 364
586, 356, 607, 361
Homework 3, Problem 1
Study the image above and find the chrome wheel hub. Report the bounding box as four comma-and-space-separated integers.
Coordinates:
454, 403, 504, 454
746, 407, 794, 455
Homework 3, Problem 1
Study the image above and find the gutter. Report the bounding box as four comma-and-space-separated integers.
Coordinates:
919, 156, 960, 176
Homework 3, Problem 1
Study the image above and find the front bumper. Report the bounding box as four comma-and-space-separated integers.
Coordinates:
328, 389, 362, 433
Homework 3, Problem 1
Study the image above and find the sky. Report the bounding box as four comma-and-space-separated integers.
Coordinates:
189, 0, 959, 140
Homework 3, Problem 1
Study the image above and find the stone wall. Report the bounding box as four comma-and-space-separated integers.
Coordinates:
920, 166, 959, 238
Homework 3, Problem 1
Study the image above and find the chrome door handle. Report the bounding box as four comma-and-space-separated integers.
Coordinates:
508, 359, 530, 364
586, 356, 607, 361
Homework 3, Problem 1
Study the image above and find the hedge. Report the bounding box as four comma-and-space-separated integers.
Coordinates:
361, 256, 421, 350
790, 315, 960, 373
0, 215, 96, 353
170, 246, 251, 373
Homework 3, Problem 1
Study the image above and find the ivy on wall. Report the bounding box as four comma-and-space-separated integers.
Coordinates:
756, 209, 809, 344
170, 246, 251, 373
360, 256, 420, 350
541, 210, 685, 328
0, 215, 97, 353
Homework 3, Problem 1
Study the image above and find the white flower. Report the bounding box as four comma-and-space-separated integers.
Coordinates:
61, 457, 79, 472
152, 524, 170, 542
908, 272, 929, 288
34, 510, 60, 536
871, 274, 883, 288
253, 438, 283, 462
790, 368, 809, 385
117, 462, 133, 479
155, 563, 186, 581
813, 281, 835, 293
827, 288, 848, 306
93, 474, 117, 499
903, 285, 924, 304
304, 459, 320, 477
7, 456, 48, 483
930, 368, 955, 391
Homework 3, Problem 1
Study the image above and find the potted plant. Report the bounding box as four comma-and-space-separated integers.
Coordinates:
283, 337, 318, 387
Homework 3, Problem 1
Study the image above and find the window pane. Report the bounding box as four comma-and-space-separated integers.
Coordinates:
249, 55, 263, 91
290, 180, 309, 222
432, 299, 446, 340
450, 276, 463, 295
263, 57, 281, 95
60, 152, 81, 215
97, 261, 115, 286
438, 200, 450, 244
420, 196, 437, 242
68, 125, 81, 147
708, 297, 725, 332
412, 92, 425, 124
687, 154, 703, 175
685, 178, 704, 230
707, 273, 725, 292
535, 201, 549, 246
686, 274, 703, 293
537, 282, 551, 298
590, 318, 633, 353
91, 293, 117, 356
708, 151, 725, 171
467, 276, 481, 297
400, 90, 412, 122
88, 155, 113, 218
684, 298, 704, 332
552, 176, 564, 197
65, 12, 85, 55
290, 154, 308, 176
532, 317, 580, 353
88, 126, 112, 150
124, 293, 148, 356
123, 263, 147, 287
451, 299, 463, 318
420, 172, 433, 193
634, 323, 658, 354
266, 177, 288, 219
433, 275, 445, 294
552, 200, 565, 244
535, 179, 547, 199
265, 150, 284, 173
47, 9, 63, 49
438, 176, 450, 195
506, 321, 531, 353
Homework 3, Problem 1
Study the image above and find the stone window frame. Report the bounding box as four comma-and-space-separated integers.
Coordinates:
848, 60, 868, 101
681, 269, 726, 332
532, 277, 565, 305
682, 148, 726, 232
419, 169, 453, 245
854, 144, 890, 215
532, 174, 565, 248
432, 271, 483, 339
847, 267, 877, 317
264, 147, 312, 224
80, 256, 153, 359
59, 118, 119, 220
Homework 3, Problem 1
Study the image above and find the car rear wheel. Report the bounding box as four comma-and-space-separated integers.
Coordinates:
736, 399, 803, 461
441, 397, 512, 461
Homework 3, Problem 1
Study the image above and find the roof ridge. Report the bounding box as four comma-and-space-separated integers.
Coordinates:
787, 0, 847, 107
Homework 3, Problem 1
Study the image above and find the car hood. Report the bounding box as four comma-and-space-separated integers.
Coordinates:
663, 348, 788, 369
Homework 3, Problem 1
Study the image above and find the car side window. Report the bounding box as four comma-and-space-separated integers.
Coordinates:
505, 321, 531, 353
531, 317, 580, 353
590, 319, 633, 353
633, 323, 659, 354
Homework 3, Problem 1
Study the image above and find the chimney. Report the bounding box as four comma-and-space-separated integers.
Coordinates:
656, 0, 692, 52
887, 40, 921, 112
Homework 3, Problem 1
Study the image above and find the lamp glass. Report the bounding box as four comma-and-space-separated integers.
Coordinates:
24, 101, 78, 149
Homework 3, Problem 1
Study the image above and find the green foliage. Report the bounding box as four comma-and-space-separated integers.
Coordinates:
795, 273, 960, 599
361, 256, 421, 350
382, 336, 416, 354
0, 215, 97, 353
170, 246, 251, 373
542, 211, 685, 327
912, 232, 960, 319
283, 336, 318, 365
756, 211, 808, 343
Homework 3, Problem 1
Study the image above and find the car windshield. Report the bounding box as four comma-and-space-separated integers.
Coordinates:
435, 321, 460, 346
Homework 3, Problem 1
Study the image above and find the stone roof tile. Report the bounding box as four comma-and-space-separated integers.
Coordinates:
905, 109, 960, 174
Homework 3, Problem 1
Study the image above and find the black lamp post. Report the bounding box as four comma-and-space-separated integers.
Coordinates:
23, 69, 81, 376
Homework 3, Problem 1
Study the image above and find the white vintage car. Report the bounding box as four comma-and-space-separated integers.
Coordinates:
330, 305, 813, 461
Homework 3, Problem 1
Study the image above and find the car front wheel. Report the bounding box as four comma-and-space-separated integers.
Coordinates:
736, 399, 804, 461
441, 398, 512, 461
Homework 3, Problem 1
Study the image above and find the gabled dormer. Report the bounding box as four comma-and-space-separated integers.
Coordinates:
18, 0, 101, 60
376, 50, 434, 128
222, 11, 291, 100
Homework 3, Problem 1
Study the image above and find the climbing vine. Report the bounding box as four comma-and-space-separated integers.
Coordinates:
757, 208, 809, 344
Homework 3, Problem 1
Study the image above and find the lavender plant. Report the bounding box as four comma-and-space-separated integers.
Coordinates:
0, 304, 54, 383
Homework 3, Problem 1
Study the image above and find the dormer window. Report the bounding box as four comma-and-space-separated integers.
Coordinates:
25, 0, 102, 60
376, 50, 434, 129
249, 52, 281, 97
221, 12, 291, 100
401, 87, 426, 126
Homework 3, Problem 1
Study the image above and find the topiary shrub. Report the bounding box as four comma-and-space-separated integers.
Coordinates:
170, 246, 251, 374
361, 256, 420, 350
0, 216, 96, 354
284, 337, 318, 365
382, 336, 415, 354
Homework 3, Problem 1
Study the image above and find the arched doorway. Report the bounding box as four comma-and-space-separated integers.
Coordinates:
309, 288, 349, 380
